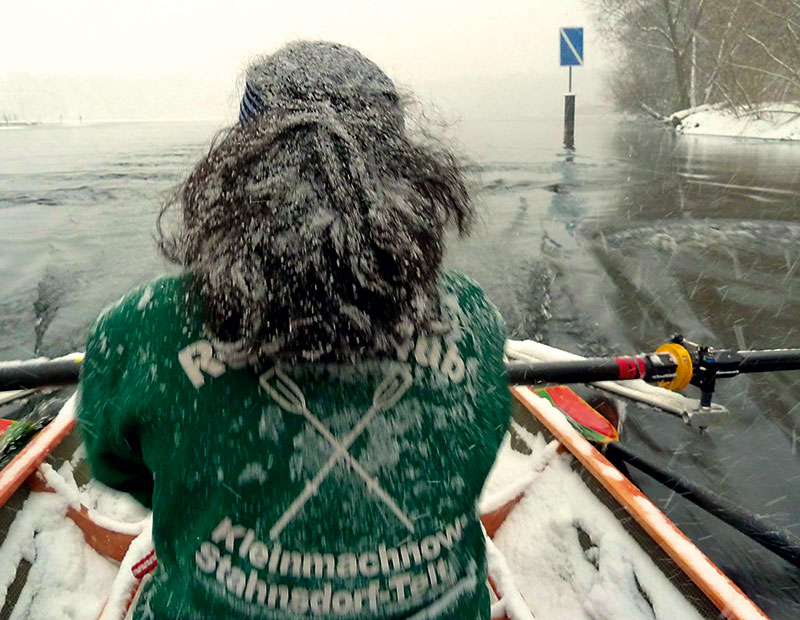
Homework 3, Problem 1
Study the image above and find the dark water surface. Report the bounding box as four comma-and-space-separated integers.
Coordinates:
2, 116, 799, 617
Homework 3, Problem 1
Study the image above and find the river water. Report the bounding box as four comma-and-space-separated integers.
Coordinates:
1, 116, 799, 617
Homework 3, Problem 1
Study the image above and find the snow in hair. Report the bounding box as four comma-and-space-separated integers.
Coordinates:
158, 41, 473, 361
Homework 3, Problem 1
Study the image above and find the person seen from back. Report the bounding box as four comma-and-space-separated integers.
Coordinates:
79, 41, 511, 620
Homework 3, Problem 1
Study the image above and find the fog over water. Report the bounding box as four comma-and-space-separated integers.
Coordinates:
1, 114, 799, 617
1, 1, 604, 123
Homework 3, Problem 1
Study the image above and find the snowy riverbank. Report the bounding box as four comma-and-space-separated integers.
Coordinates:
670, 103, 800, 141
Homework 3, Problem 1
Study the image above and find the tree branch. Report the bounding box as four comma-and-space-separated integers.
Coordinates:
631, 41, 677, 53
701, 0, 744, 103
635, 23, 677, 46
742, 32, 800, 81
729, 61, 800, 88
751, 1, 800, 31
673, 0, 708, 53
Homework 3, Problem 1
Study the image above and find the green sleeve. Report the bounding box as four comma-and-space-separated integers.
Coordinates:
78, 301, 154, 509
444, 271, 511, 434
472, 279, 512, 441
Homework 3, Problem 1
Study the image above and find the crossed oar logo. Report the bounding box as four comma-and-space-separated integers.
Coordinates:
259, 366, 415, 540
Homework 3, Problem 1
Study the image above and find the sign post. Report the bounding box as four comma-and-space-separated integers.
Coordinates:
559, 27, 583, 149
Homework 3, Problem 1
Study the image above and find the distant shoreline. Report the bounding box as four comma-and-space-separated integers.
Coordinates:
669, 103, 800, 141
1, 118, 225, 129
1, 121, 40, 128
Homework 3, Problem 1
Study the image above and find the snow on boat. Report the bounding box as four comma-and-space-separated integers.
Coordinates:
481, 385, 767, 620
0, 342, 770, 619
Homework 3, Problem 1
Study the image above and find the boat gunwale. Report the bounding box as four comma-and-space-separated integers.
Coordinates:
0, 392, 78, 508
511, 385, 769, 620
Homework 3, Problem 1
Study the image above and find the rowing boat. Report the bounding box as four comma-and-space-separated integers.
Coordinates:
0, 340, 779, 619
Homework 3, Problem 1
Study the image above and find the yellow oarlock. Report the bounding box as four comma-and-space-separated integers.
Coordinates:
656, 343, 693, 391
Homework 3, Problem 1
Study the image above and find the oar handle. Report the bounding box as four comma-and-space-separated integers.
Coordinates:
0, 358, 82, 391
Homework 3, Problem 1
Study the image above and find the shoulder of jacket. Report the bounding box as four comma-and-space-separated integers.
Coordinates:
440, 270, 506, 342
91, 273, 194, 334
440, 270, 482, 301
440, 270, 497, 315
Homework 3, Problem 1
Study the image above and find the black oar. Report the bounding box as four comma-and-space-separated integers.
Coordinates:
3, 346, 800, 568
6, 355, 654, 390
507, 348, 800, 387
507, 356, 670, 385
0, 357, 82, 391
4, 343, 800, 392
606, 442, 800, 568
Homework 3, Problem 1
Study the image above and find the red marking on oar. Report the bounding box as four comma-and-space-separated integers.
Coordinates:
616, 357, 642, 380
537, 386, 619, 442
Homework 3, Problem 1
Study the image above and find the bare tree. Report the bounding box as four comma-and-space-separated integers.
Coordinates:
586, 0, 708, 111
585, 0, 800, 114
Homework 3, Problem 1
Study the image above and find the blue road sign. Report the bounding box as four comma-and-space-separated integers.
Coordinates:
560, 27, 584, 66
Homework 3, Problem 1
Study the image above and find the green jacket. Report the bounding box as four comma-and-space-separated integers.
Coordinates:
79, 271, 510, 620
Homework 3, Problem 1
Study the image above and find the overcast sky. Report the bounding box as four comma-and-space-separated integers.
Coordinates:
2, 1, 609, 121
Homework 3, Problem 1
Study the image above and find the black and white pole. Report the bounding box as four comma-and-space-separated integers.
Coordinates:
559, 27, 583, 150
564, 69, 576, 149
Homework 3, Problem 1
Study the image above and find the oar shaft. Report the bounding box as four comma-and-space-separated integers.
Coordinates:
2, 355, 665, 391
507, 357, 648, 386
507, 348, 800, 387
606, 442, 800, 568
737, 350, 800, 374
0, 358, 81, 391
3, 347, 800, 392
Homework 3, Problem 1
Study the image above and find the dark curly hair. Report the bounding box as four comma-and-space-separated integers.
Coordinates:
157, 41, 473, 361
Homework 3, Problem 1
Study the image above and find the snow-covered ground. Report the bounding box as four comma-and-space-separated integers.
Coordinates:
671, 102, 800, 140
1, 418, 709, 620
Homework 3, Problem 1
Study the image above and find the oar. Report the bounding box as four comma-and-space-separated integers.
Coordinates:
605, 441, 800, 568
508, 348, 800, 387
4, 343, 800, 392
0, 356, 83, 391
0, 356, 660, 391
4, 348, 800, 568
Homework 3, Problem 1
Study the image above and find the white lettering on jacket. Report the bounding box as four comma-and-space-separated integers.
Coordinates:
179, 332, 467, 389
395, 334, 465, 384
194, 515, 473, 616
178, 340, 226, 388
